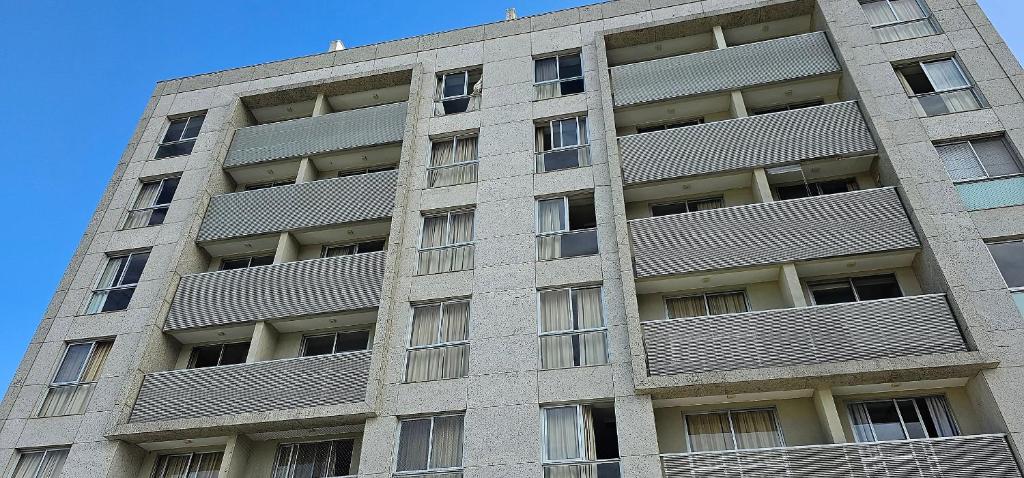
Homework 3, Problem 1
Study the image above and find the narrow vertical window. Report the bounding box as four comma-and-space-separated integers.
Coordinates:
153, 451, 223, 478
9, 447, 70, 478
155, 113, 206, 159
87, 251, 150, 313
539, 286, 608, 369
428, 135, 479, 188
536, 116, 590, 172
542, 404, 620, 476
987, 240, 1024, 315
537, 196, 598, 260
417, 210, 475, 275
123, 176, 180, 229
395, 414, 465, 475
535, 52, 585, 100
406, 300, 470, 382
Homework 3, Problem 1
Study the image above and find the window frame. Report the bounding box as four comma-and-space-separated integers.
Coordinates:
987, 238, 1024, 292
541, 404, 589, 464
682, 407, 786, 453
187, 341, 250, 369
337, 165, 396, 178
535, 196, 599, 261
536, 285, 609, 369
635, 116, 704, 134
649, 196, 725, 217
898, 58, 973, 98
155, 113, 206, 159
541, 116, 589, 153
123, 176, 180, 229
87, 251, 150, 314
426, 134, 480, 185
243, 179, 295, 191
771, 177, 860, 200
663, 290, 750, 319
748, 98, 826, 116
417, 209, 476, 252
394, 413, 466, 475
272, 438, 355, 478
534, 52, 585, 89
440, 71, 470, 100
50, 340, 111, 386
153, 451, 223, 478
299, 329, 372, 357
321, 238, 387, 258
806, 273, 904, 305
860, 0, 933, 28
218, 252, 275, 271
846, 395, 961, 442
404, 299, 472, 382
935, 135, 1024, 184
12, 447, 71, 478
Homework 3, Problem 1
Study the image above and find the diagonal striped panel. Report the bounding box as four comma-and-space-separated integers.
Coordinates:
224, 101, 407, 168
619, 101, 876, 185
197, 170, 397, 242
642, 294, 966, 376
661, 435, 1023, 477
129, 351, 371, 423
610, 32, 840, 107
629, 188, 919, 278
165, 252, 384, 331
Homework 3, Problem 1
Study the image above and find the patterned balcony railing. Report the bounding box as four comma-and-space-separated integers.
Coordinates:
165, 252, 384, 331
642, 294, 966, 376
223, 101, 407, 168
660, 434, 1022, 478
618, 101, 876, 185
197, 170, 397, 242
610, 32, 840, 107
629, 188, 918, 279
955, 175, 1024, 210
129, 351, 370, 423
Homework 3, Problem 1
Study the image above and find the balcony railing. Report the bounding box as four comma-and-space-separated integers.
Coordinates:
660, 435, 1022, 477
629, 188, 918, 279
618, 101, 876, 185
223, 101, 407, 168
642, 294, 966, 376
609, 32, 840, 107
955, 175, 1024, 210
165, 251, 384, 331
129, 351, 370, 423
197, 169, 398, 243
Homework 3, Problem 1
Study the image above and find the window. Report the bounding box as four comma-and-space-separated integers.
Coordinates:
395, 414, 464, 475
542, 404, 620, 476
155, 113, 206, 159
650, 197, 724, 217
848, 395, 959, 442
936, 136, 1023, 182
896, 58, 982, 116
666, 291, 748, 319
539, 286, 607, 369
636, 117, 703, 134
428, 135, 479, 188
749, 99, 825, 116
987, 240, 1024, 291
685, 409, 784, 452
322, 239, 387, 258
38, 340, 112, 417
774, 178, 859, 200
435, 69, 482, 115
537, 196, 598, 260
9, 447, 70, 478
87, 251, 149, 314
301, 331, 371, 357
536, 116, 590, 173
152, 451, 223, 478
535, 52, 585, 100
244, 179, 294, 191
406, 300, 470, 382
272, 439, 355, 478
808, 274, 902, 305
417, 209, 475, 275
124, 176, 180, 229
860, 0, 939, 42
219, 253, 274, 271
188, 342, 250, 369
337, 165, 396, 178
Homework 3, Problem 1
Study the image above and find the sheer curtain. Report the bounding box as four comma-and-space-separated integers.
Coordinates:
862, 0, 897, 25
441, 302, 470, 379
397, 419, 432, 471
11, 453, 43, 478
156, 455, 192, 478
190, 453, 222, 478
430, 415, 465, 469
538, 199, 567, 260
541, 289, 573, 369
925, 396, 959, 437
545, 406, 581, 460
922, 60, 978, 112
667, 296, 707, 319
731, 410, 782, 449
448, 211, 475, 272
890, 0, 926, 20
686, 413, 734, 452
36, 450, 68, 478
573, 288, 607, 366
408, 305, 442, 382
420, 212, 476, 275
848, 403, 877, 442
124, 182, 160, 228
429, 139, 456, 187
535, 57, 560, 100
707, 292, 748, 315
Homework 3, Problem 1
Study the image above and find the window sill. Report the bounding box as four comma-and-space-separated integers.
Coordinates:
532, 91, 587, 102
915, 106, 988, 119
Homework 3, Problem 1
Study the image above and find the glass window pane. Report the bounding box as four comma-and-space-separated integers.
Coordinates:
155, 139, 196, 159
335, 331, 370, 352
155, 177, 180, 205
864, 400, 908, 440
922, 59, 969, 91
324, 245, 358, 257
706, 292, 748, 315
182, 114, 206, 139
220, 258, 251, 270
852, 275, 902, 300
535, 57, 558, 83
896, 399, 928, 439
358, 239, 386, 253
817, 179, 856, 195
162, 119, 188, 143
568, 199, 596, 230
219, 342, 250, 365
541, 149, 584, 172
54, 343, 93, 383
989, 241, 1024, 289
442, 72, 467, 98
189, 345, 224, 369
560, 78, 585, 95
889, 0, 926, 20
776, 184, 813, 200
101, 287, 135, 312
686, 413, 735, 452
147, 207, 168, 226
666, 296, 708, 318
396, 419, 432, 471
862, 0, 898, 26
810, 281, 857, 305
540, 289, 573, 333
558, 54, 583, 78
937, 142, 986, 181
555, 119, 580, 148
411, 305, 443, 347
332, 440, 355, 476
119, 252, 150, 286
302, 335, 336, 357
538, 199, 567, 234
544, 406, 582, 460
430, 415, 464, 468
973, 137, 1023, 177
731, 410, 782, 449
250, 254, 275, 267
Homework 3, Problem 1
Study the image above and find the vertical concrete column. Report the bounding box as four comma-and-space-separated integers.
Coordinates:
711, 25, 728, 49
311, 92, 332, 117
246, 321, 279, 363
614, 395, 663, 477
813, 386, 847, 444
751, 168, 773, 203
272, 232, 299, 264
295, 157, 319, 183
356, 415, 398, 475
730, 91, 749, 118
778, 263, 808, 308
218, 434, 253, 478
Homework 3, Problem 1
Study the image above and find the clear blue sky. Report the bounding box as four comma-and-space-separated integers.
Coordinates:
0, 0, 1020, 389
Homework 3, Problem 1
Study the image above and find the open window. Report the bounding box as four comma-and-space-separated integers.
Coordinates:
435, 69, 482, 115
895, 58, 983, 116
537, 195, 598, 260
155, 113, 205, 159
542, 404, 620, 476
860, 0, 939, 42
123, 176, 180, 229
39, 340, 112, 417
406, 299, 470, 382
536, 116, 590, 173
848, 395, 959, 442
535, 52, 585, 100
807, 274, 902, 305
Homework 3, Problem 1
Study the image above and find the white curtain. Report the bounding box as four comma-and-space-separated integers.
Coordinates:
707, 292, 748, 315
578, 332, 607, 366
890, 0, 926, 20
124, 182, 160, 228
418, 212, 474, 274
922, 60, 969, 91
925, 396, 959, 437
937, 88, 981, 113
535, 57, 559, 100
731, 410, 781, 449
667, 296, 707, 318
686, 413, 734, 452
545, 406, 582, 460
541, 290, 572, 333
428, 137, 478, 188
573, 288, 603, 329
408, 305, 442, 382
538, 199, 566, 260
11, 452, 43, 478
38, 383, 95, 417
397, 419, 432, 472
430, 415, 465, 469
862, 0, 897, 25
156, 455, 191, 478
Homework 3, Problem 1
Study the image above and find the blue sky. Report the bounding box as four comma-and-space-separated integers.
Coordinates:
0, 0, 1020, 388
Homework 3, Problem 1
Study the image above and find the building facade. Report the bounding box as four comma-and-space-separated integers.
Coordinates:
4, 0, 1024, 476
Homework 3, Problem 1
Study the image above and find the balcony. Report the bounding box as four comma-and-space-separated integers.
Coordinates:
129, 351, 370, 423
618, 101, 876, 185
660, 434, 1022, 477
609, 32, 839, 107
629, 188, 918, 279
642, 294, 966, 376
197, 169, 397, 243
165, 251, 384, 331
223, 102, 407, 169
956, 175, 1024, 210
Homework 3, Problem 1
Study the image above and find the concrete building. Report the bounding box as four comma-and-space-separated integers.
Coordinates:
3, 0, 1024, 475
